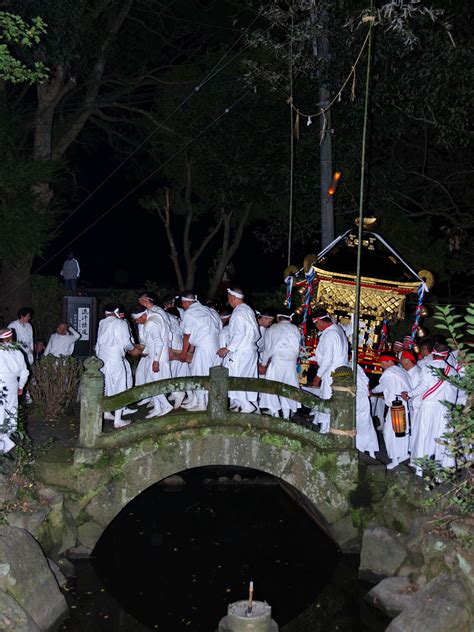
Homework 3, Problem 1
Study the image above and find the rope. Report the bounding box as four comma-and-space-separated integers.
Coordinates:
329, 428, 356, 437
332, 385, 356, 397
288, 24, 373, 120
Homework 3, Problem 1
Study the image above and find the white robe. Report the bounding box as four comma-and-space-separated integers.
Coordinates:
305, 323, 349, 430
0, 343, 29, 450
260, 321, 301, 413
404, 364, 422, 439
257, 325, 267, 361
96, 317, 134, 397
139, 313, 172, 412
408, 359, 459, 466
371, 365, 411, 462
219, 325, 231, 364
223, 303, 259, 403
7, 319, 34, 364
167, 312, 189, 380
355, 365, 379, 456
311, 323, 349, 399
44, 327, 81, 357
183, 302, 220, 377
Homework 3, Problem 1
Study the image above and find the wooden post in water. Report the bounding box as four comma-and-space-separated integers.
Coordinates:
208, 366, 229, 421
78, 356, 104, 448
330, 366, 356, 447
217, 600, 278, 632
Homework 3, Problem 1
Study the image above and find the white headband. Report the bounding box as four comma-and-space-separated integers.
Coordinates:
131, 309, 147, 319
227, 289, 244, 299
277, 313, 294, 319
313, 314, 331, 321
105, 308, 120, 317
181, 295, 197, 303
0, 329, 12, 339
220, 314, 231, 320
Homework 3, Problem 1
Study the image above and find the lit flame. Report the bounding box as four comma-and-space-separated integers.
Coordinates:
327, 171, 342, 196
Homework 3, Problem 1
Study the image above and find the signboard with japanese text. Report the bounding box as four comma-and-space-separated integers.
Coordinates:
63, 296, 97, 357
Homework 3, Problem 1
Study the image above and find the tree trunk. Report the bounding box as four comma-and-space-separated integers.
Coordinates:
0, 259, 34, 323
207, 204, 252, 297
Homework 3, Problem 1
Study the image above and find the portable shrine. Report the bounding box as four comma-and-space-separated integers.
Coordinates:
285, 219, 433, 378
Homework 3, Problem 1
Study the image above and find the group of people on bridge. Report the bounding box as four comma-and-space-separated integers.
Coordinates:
0, 288, 465, 478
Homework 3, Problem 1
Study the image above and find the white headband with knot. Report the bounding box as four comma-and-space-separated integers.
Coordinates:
105, 308, 121, 316
181, 295, 197, 303
227, 289, 244, 299
131, 309, 147, 319
277, 313, 294, 320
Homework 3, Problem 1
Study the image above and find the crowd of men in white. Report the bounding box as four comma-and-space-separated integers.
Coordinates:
0, 289, 466, 476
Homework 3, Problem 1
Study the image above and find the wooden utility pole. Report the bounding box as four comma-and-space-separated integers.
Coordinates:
313, 10, 334, 249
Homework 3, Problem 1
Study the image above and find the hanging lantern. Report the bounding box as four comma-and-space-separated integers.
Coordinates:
391, 397, 407, 437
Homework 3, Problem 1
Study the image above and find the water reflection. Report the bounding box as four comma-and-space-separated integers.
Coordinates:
61, 468, 389, 631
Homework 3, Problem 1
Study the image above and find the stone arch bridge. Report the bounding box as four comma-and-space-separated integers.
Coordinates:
36, 358, 359, 555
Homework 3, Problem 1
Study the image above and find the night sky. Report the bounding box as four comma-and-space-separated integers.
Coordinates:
34, 143, 287, 293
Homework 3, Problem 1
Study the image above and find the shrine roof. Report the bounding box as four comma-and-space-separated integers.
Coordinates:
315, 230, 422, 285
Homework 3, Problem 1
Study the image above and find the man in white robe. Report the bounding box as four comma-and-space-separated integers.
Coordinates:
400, 349, 422, 444
259, 311, 300, 419
304, 309, 349, 433
44, 323, 81, 357
417, 339, 434, 368
96, 305, 135, 428
131, 306, 173, 418
371, 352, 411, 469
218, 287, 260, 413
256, 309, 274, 364
0, 329, 29, 453
217, 288, 260, 413
138, 292, 188, 408
8, 307, 34, 365
179, 292, 221, 411
355, 365, 379, 458
401, 343, 459, 474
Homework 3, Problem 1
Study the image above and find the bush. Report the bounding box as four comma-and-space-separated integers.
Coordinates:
28, 356, 82, 421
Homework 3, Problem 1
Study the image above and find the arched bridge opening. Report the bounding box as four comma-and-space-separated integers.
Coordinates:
91, 465, 346, 632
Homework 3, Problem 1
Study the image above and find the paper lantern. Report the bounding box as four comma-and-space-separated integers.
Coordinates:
391, 397, 407, 437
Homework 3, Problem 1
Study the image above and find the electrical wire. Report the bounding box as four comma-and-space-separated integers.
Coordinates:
0, 92, 249, 303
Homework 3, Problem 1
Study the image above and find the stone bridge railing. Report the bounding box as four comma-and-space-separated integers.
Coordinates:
77, 357, 355, 458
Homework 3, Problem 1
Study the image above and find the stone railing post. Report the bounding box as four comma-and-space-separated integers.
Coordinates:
330, 366, 356, 447
79, 356, 104, 448
208, 366, 229, 420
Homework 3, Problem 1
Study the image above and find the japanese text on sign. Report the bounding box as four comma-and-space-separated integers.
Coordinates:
77, 307, 90, 341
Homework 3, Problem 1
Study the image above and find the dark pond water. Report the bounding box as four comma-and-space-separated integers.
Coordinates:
60, 467, 389, 631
